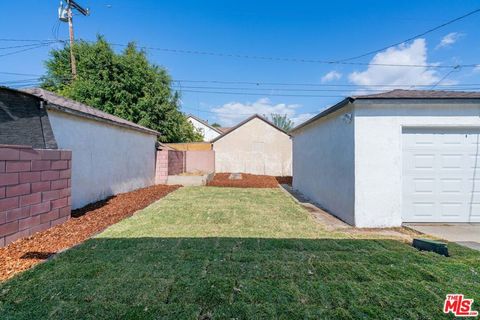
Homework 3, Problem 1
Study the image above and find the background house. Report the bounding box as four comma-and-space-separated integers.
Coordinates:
291, 89, 480, 227
212, 114, 292, 176
187, 115, 223, 142
24, 88, 160, 209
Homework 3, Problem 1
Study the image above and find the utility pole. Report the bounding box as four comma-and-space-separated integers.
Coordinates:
59, 0, 89, 80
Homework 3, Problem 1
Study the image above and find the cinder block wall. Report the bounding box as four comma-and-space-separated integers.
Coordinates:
155, 150, 168, 184
0, 145, 72, 247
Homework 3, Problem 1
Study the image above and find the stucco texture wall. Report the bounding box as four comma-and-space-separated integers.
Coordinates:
47, 109, 157, 209
213, 118, 292, 176
292, 105, 355, 225
354, 100, 480, 227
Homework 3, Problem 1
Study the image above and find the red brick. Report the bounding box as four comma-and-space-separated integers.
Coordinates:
41, 171, 60, 181
20, 192, 42, 207
0, 221, 18, 237
18, 215, 40, 230
0, 187, 4, 199
59, 169, 71, 179
67, 196, 72, 206
6, 206, 30, 222
19, 148, 41, 160
51, 160, 68, 170
0, 197, 18, 211
38, 150, 60, 160
51, 179, 68, 190
30, 201, 51, 216
0, 148, 20, 161
29, 222, 51, 235
6, 161, 31, 173
0, 211, 5, 224
0, 237, 4, 247
40, 209, 59, 224
31, 181, 50, 193
0, 173, 19, 186
59, 187, 71, 198
61, 151, 72, 160
0, 161, 5, 173
58, 205, 71, 217
6, 183, 30, 197
50, 216, 68, 227
51, 197, 68, 209
31, 160, 51, 171
19, 171, 41, 183
67, 179, 71, 187
67, 160, 72, 169
42, 190, 60, 202
5, 229, 29, 245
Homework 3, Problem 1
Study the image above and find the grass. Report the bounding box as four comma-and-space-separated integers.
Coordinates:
1, 187, 479, 319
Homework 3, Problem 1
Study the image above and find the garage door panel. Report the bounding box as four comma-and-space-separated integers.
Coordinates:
403, 127, 480, 223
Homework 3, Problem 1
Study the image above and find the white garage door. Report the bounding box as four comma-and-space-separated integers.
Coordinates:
403, 127, 480, 223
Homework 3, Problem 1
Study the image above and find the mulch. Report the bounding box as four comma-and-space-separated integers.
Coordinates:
0, 184, 180, 282
207, 173, 287, 188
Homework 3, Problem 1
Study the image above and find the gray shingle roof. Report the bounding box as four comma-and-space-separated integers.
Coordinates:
291, 89, 480, 133
23, 88, 159, 136
354, 89, 480, 99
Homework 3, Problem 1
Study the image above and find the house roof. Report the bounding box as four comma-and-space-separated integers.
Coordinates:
210, 114, 290, 143
23, 88, 160, 136
218, 127, 231, 133
187, 114, 223, 134
291, 89, 480, 133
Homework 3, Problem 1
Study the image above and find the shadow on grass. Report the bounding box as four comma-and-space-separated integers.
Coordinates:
1, 237, 479, 320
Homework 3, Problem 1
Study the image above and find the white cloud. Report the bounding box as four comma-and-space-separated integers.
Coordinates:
321, 70, 342, 83
436, 32, 464, 49
474, 65, 480, 73
210, 98, 312, 127
348, 39, 445, 91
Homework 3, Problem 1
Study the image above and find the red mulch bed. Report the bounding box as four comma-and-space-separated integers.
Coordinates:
275, 176, 292, 186
207, 173, 284, 188
0, 184, 180, 281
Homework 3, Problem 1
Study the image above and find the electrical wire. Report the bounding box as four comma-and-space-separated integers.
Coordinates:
336, 7, 480, 62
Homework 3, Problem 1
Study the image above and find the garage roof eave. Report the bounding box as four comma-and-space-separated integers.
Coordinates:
290, 97, 353, 134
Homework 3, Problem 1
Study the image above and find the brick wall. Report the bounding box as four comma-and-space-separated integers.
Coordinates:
0, 145, 72, 247
155, 150, 168, 184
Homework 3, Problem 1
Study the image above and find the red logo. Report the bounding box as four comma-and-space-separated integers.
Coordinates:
443, 294, 478, 317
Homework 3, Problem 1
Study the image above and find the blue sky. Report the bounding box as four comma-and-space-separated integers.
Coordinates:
1, 0, 479, 126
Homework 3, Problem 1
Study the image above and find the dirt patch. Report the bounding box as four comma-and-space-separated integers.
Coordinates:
275, 176, 292, 186
207, 173, 279, 188
0, 184, 180, 282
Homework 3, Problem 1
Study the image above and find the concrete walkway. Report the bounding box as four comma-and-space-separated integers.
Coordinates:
405, 223, 480, 251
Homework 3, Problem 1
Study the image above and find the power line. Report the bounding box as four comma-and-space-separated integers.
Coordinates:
337, 7, 480, 62
180, 89, 346, 98
0, 43, 53, 58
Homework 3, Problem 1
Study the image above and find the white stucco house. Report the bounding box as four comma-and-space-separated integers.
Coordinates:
291, 89, 480, 227
25, 88, 159, 209
212, 114, 292, 176
187, 115, 223, 142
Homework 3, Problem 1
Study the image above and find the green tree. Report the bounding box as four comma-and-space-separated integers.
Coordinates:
41, 36, 202, 143
211, 122, 221, 128
270, 113, 294, 132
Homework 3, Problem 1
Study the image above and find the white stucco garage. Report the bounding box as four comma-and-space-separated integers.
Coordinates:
212, 114, 292, 176
291, 89, 480, 227
25, 88, 159, 209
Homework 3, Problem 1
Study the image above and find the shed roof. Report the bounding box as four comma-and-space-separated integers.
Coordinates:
23, 88, 160, 136
291, 89, 480, 133
187, 114, 223, 134
210, 114, 290, 143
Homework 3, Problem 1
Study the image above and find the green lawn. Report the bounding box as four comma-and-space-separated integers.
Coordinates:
1, 187, 479, 319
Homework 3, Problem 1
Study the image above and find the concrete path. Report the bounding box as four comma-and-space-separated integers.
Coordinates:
405, 223, 480, 251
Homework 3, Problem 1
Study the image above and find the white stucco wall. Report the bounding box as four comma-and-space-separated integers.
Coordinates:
213, 117, 292, 176
47, 109, 157, 209
187, 117, 221, 142
292, 105, 355, 225
354, 100, 480, 227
